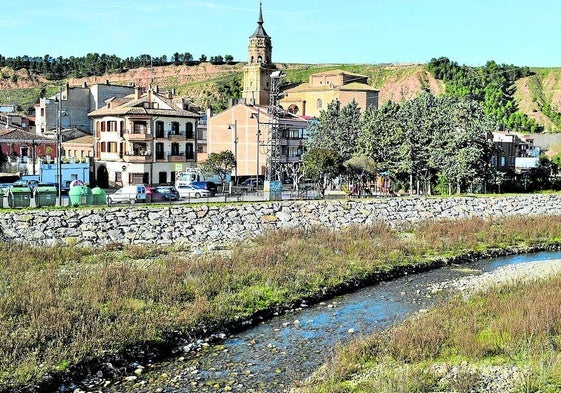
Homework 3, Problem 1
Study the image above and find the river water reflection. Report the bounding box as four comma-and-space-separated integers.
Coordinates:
104, 251, 561, 393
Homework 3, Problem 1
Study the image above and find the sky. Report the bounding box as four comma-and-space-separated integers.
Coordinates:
1, 0, 560, 68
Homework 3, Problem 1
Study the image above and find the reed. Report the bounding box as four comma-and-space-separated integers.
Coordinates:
1, 214, 561, 390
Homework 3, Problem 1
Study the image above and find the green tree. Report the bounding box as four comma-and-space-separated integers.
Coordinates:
344, 154, 377, 195
358, 100, 402, 179
303, 148, 344, 197
306, 100, 362, 161
197, 150, 236, 191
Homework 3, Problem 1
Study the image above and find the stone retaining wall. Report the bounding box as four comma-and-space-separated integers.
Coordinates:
0, 194, 559, 248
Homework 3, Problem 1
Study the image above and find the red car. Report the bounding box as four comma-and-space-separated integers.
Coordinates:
145, 187, 164, 202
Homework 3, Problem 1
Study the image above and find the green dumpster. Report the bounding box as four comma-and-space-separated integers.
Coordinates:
91, 187, 107, 205
68, 185, 93, 206
34, 185, 57, 207
8, 186, 31, 208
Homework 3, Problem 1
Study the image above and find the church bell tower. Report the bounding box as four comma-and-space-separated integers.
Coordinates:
242, 2, 276, 106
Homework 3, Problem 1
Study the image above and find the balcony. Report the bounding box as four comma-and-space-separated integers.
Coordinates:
168, 132, 196, 141
167, 153, 195, 162
278, 155, 302, 163
123, 132, 152, 141
280, 138, 304, 147
123, 153, 153, 163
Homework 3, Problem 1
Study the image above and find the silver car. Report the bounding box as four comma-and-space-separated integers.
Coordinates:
177, 184, 211, 199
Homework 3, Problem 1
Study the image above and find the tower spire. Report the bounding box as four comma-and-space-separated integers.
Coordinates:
243, 1, 275, 106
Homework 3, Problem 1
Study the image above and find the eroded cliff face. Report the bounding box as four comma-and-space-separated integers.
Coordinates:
1, 62, 560, 130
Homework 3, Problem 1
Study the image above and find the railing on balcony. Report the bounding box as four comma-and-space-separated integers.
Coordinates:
123, 152, 153, 163
167, 152, 195, 162
278, 155, 303, 163
123, 132, 153, 141
280, 138, 305, 146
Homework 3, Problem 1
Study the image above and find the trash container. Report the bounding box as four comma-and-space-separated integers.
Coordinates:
91, 187, 107, 205
68, 185, 93, 206
34, 185, 57, 207
7, 186, 32, 208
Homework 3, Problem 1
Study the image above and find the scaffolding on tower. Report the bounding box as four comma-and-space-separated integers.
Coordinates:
265, 70, 285, 182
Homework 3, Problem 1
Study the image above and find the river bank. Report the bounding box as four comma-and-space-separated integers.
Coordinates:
294, 255, 561, 393
4, 216, 561, 393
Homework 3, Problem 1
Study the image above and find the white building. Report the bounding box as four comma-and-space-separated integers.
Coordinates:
88, 87, 201, 187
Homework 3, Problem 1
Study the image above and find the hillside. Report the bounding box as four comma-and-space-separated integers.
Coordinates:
1, 62, 561, 131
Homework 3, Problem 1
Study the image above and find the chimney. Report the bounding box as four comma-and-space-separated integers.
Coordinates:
82, 82, 87, 88
135, 87, 142, 99
105, 80, 109, 85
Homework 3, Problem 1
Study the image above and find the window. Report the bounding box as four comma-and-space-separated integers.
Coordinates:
186, 122, 194, 138
171, 122, 180, 135
132, 173, 144, 184
317, 99, 323, 109
133, 121, 147, 134
156, 143, 164, 160
171, 143, 180, 156
186, 143, 194, 159
156, 121, 164, 138
108, 121, 117, 131
108, 142, 118, 153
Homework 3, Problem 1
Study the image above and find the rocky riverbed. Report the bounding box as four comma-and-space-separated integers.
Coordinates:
429, 258, 561, 297
60, 253, 561, 393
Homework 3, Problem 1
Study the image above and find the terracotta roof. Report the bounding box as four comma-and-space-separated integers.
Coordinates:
338, 82, 379, 92
0, 128, 53, 142
88, 90, 201, 118
63, 135, 94, 145
310, 69, 368, 78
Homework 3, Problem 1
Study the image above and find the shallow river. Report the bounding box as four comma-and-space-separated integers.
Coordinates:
98, 251, 561, 393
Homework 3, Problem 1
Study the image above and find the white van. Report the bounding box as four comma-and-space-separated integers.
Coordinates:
107, 185, 147, 205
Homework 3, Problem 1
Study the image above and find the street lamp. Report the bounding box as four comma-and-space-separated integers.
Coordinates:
56, 86, 63, 206
250, 111, 262, 188
227, 119, 238, 187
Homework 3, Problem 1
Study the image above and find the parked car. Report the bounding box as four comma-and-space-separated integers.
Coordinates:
177, 184, 211, 199
11, 179, 40, 190
240, 178, 263, 187
106, 185, 147, 205
155, 185, 180, 201
146, 187, 164, 202
190, 181, 218, 196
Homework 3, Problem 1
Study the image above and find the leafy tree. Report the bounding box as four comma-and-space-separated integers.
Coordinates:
396, 91, 442, 195
224, 55, 234, 64
306, 100, 362, 161
303, 148, 345, 197
344, 154, 377, 195
358, 100, 403, 179
199, 54, 207, 62
197, 150, 236, 190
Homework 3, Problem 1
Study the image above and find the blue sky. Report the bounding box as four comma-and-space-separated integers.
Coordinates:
1, 0, 560, 67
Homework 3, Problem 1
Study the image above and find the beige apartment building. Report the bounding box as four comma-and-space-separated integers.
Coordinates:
88, 87, 201, 187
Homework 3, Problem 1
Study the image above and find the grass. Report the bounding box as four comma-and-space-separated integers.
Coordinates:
293, 277, 561, 393
2, 215, 561, 390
